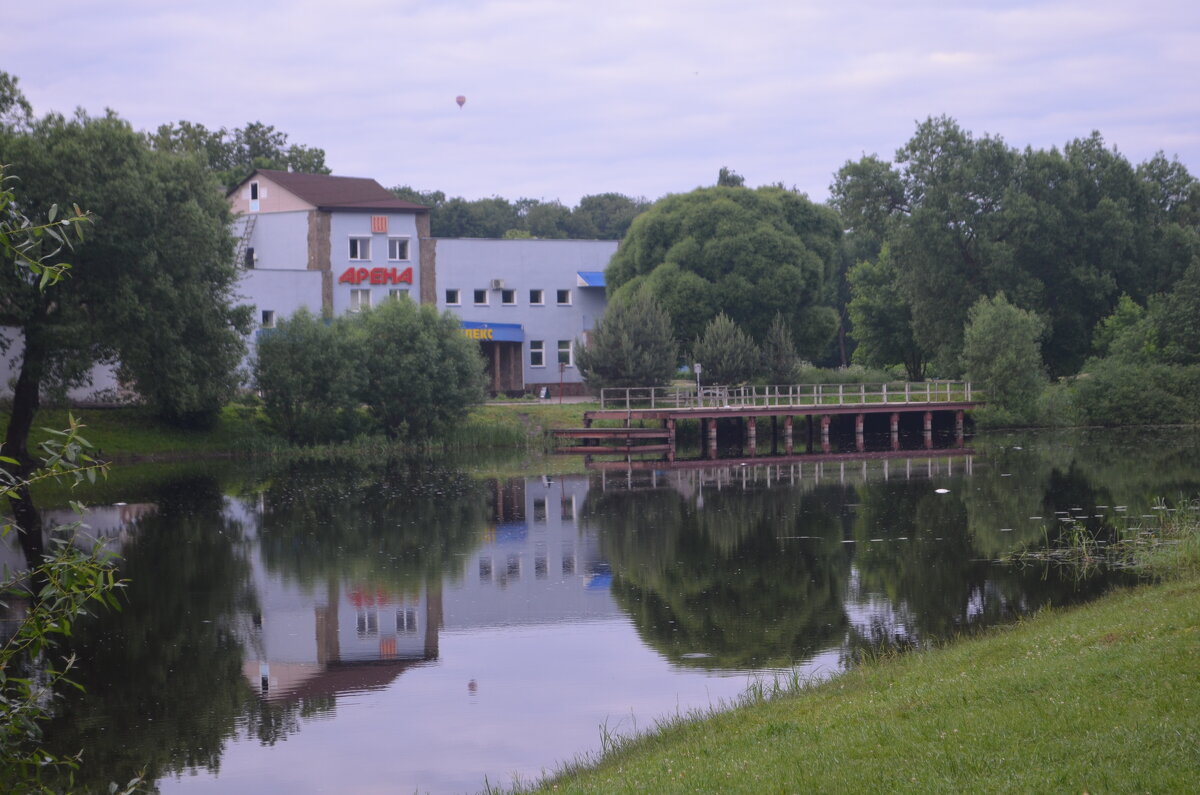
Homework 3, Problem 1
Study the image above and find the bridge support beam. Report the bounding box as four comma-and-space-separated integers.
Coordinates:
784, 416, 794, 455
955, 410, 964, 444
707, 418, 717, 459
890, 412, 900, 451
820, 414, 831, 453
923, 411, 933, 434
746, 417, 756, 456
667, 418, 676, 462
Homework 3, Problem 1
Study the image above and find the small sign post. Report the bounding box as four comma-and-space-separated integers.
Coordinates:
694, 362, 702, 406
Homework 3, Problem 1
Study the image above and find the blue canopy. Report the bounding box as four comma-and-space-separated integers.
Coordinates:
576, 271, 606, 288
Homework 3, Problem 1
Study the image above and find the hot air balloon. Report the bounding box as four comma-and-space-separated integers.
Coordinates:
456, 95, 466, 109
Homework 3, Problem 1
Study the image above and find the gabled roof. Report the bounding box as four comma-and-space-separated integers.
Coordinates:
232, 169, 428, 212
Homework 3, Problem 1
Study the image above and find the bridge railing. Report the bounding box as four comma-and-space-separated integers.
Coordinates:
598, 381, 975, 410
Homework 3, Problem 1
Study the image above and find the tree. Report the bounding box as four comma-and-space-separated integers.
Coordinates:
847, 246, 928, 380
253, 309, 365, 444
760, 312, 800, 384
607, 185, 842, 358
716, 166, 745, 187
2, 108, 252, 437
576, 292, 677, 390
0, 71, 33, 131
692, 313, 760, 385
960, 293, 1046, 419
832, 116, 1200, 378
571, 193, 649, 239
354, 297, 487, 440
146, 119, 330, 187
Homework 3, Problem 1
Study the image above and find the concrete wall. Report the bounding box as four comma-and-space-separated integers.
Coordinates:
328, 212, 422, 316
228, 174, 314, 215
433, 239, 617, 389
240, 211, 311, 270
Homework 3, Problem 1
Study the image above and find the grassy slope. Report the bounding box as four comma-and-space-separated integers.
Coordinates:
539, 578, 1200, 794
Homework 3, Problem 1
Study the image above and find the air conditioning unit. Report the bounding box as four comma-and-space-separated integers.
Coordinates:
490, 279, 506, 290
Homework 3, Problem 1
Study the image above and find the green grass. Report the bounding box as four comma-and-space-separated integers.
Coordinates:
532, 508, 1200, 794
1, 401, 596, 463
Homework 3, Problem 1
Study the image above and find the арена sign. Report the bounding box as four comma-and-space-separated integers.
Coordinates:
338, 266, 413, 285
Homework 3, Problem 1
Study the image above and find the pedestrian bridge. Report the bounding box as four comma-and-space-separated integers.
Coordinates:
552, 381, 981, 458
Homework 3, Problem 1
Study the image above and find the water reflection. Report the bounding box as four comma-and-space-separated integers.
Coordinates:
9, 428, 1195, 792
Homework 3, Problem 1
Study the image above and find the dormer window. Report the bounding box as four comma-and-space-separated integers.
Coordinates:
249, 181, 260, 212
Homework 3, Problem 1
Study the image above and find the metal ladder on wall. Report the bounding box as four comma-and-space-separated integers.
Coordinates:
234, 214, 257, 269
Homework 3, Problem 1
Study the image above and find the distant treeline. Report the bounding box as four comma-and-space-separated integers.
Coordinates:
388, 187, 650, 240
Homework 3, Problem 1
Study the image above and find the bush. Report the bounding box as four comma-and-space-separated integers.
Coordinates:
1070, 359, 1200, 426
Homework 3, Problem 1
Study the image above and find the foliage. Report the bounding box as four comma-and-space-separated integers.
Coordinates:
846, 245, 927, 380
388, 187, 648, 240
146, 119, 330, 188
1, 107, 252, 433
1069, 359, 1200, 426
354, 297, 488, 440
691, 313, 760, 385
960, 293, 1046, 421
759, 312, 800, 384
575, 292, 677, 390
607, 185, 842, 358
252, 309, 365, 444
832, 116, 1200, 378
255, 299, 487, 444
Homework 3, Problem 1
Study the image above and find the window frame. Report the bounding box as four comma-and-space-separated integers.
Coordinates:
529, 289, 544, 306
350, 288, 372, 312
530, 340, 545, 367
500, 288, 516, 305
261, 309, 275, 328
557, 339, 573, 367
387, 237, 411, 261
556, 288, 572, 305
445, 288, 461, 305
349, 237, 371, 261
473, 288, 489, 305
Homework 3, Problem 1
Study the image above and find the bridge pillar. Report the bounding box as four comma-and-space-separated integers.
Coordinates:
955, 410, 964, 443
820, 415, 831, 453
746, 417, 756, 456
784, 416, 794, 455
855, 414, 864, 434
707, 418, 718, 459
923, 411, 933, 433
890, 412, 900, 450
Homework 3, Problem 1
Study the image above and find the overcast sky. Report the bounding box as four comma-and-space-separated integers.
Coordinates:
7, 0, 1199, 206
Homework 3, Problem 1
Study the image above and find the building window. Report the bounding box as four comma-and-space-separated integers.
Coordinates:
261, 310, 275, 328
501, 289, 516, 305
530, 340, 545, 367
446, 288, 460, 305
250, 182, 259, 200
556, 289, 571, 305
388, 288, 409, 301
473, 289, 488, 305
350, 289, 371, 311
530, 289, 544, 305
244, 246, 256, 269
349, 237, 371, 260
558, 339, 572, 367
388, 237, 410, 260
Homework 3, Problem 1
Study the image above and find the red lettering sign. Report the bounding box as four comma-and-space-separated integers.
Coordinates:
338, 266, 412, 285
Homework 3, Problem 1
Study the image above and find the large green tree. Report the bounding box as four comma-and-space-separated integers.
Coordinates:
606, 185, 841, 358
831, 116, 1200, 377
575, 291, 677, 390
846, 245, 927, 380
1, 107, 251, 443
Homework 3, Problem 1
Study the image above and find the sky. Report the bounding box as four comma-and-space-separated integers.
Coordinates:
6, 0, 1200, 206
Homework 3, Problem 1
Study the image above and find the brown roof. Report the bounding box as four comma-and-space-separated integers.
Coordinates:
235, 169, 428, 212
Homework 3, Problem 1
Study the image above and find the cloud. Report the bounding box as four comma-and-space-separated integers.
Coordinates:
7, 0, 1200, 205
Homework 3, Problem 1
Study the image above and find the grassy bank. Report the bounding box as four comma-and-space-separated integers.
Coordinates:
1, 401, 594, 460
534, 511, 1200, 794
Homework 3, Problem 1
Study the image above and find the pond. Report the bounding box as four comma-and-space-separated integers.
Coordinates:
7, 427, 1199, 793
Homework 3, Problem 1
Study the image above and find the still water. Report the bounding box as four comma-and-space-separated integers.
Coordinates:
9, 427, 1199, 793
